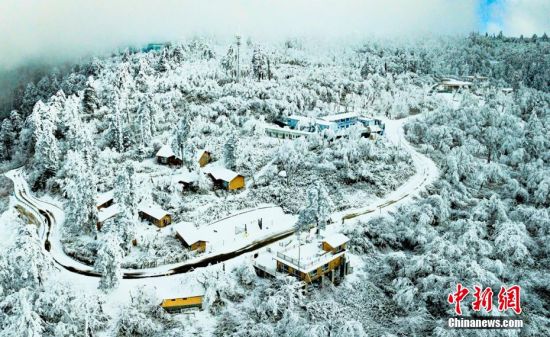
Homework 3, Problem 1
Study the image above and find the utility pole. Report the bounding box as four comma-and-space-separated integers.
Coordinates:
235, 35, 241, 82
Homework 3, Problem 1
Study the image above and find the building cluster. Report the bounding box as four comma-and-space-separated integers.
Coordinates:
253, 232, 353, 286
95, 191, 172, 229
267, 112, 385, 140
433, 76, 513, 95
155, 146, 245, 191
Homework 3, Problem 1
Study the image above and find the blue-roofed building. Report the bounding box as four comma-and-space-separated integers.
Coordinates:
280, 112, 385, 137
142, 43, 166, 52
318, 112, 359, 129
286, 115, 313, 129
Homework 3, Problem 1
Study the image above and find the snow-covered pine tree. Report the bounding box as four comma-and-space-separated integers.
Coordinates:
0, 289, 44, 337
108, 106, 125, 152
314, 181, 334, 231
114, 163, 137, 213
0, 118, 14, 161
62, 150, 98, 234
221, 44, 238, 79
252, 47, 269, 81
82, 77, 99, 116
5, 225, 51, 290
32, 101, 60, 182
95, 232, 124, 291
224, 134, 237, 171
136, 103, 153, 156
296, 181, 334, 234
173, 114, 191, 162
194, 163, 212, 192
157, 48, 170, 73
21, 82, 40, 114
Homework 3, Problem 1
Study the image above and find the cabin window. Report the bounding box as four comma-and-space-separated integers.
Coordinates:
309, 270, 317, 278
322, 263, 329, 272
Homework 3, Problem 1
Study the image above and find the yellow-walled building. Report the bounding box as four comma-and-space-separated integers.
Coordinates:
160, 294, 204, 312
204, 167, 245, 190
174, 222, 208, 253
196, 150, 212, 167
138, 203, 172, 227
254, 233, 352, 285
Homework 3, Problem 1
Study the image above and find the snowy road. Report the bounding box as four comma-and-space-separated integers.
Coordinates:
3, 115, 438, 283
332, 116, 439, 222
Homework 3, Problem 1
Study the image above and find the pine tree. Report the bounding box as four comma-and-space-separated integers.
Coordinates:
157, 48, 170, 72
62, 151, 98, 234
252, 47, 269, 81
224, 134, 237, 170
6, 225, 51, 290
32, 101, 60, 180
108, 106, 125, 152
0, 289, 44, 337
136, 104, 153, 155
21, 83, 40, 114
221, 45, 238, 79
82, 77, 99, 115
173, 115, 191, 161
296, 181, 334, 233
10, 110, 23, 135
194, 163, 212, 192
114, 163, 137, 213
95, 232, 124, 291
0, 118, 14, 160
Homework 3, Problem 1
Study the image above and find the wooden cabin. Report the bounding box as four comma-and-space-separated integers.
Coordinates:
96, 190, 114, 210
174, 222, 207, 252
156, 144, 182, 166
160, 295, 203, 312
204, 167, 245, 190
196, 150, 211, 167
138, 204, 172, 227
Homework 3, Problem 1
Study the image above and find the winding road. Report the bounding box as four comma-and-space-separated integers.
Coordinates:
4, 115, 439, 282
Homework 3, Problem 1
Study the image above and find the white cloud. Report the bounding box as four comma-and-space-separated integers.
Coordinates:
0, 0, 478, 70
486, 0, 550, 36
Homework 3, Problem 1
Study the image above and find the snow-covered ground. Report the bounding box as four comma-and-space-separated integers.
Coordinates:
2, 114, 439, 317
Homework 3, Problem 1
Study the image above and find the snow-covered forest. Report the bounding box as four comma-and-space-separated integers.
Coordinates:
0, 32, 549, 336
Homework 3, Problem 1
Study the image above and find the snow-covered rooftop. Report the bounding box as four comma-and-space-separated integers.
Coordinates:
275, 242, 346, 273
368, 125, 383, 133
156, 144, 175, 158
287, 115, 313, 123
264, 126, 313, 136
315, 119, 335, 126
203, 166, 240, 182
173, 171, 198, 184
441, 79, 472, 87
173, 221, 207, 245
323, 233, 350, 248
320, 112, 359, 122
156, 282, 205, 300
195, 149, 209, 161
138, 203, 170, 220
95, 190, 114, 207
98, 204, 120, 223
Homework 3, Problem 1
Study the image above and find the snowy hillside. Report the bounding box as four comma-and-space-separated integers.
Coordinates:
0, 33, 549, 336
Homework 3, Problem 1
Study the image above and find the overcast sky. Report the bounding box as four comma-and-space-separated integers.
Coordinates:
0, 0, 548, 70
